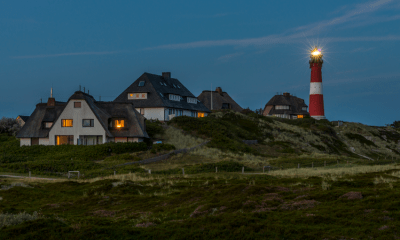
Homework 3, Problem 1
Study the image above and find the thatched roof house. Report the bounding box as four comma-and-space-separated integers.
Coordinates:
197, 87, 243, 112
263, 92, 309, 119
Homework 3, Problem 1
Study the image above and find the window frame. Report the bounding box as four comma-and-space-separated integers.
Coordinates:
82, 119, 94, 127
61, 119, 73, 127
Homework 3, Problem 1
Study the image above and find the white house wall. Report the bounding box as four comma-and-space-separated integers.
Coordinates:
139, 108, 165, 121
39, 138, 50, 145
20, 138, 31, 146
49, 100, 106, 145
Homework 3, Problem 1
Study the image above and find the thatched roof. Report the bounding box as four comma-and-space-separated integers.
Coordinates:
197, 87, 243, 112
264, 93, 309, 116
114, 72, 210, 112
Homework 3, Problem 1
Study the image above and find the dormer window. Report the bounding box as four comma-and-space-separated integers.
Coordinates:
109, 118, 126, 129
177, 85, 181, 88
173, 84, 177, 88
128, 93, 147, 100
222, 103, 230, 109
159, 92, 164, 98
275, 105, 290, 110
42, 122, 53, 129
187, 97, 197, 104
169, 94, 180, 101
302, 107, 307, 111
138, 81, 145, 87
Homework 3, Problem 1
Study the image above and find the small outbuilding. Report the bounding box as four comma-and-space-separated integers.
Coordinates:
263, 92, 309, 119
197, 87, 243, 112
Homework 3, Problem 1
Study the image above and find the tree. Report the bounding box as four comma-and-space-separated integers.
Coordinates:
0, 117, 20, 136
388, 120, 400, 129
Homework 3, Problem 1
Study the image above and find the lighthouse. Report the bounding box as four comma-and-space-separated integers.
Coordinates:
309, 47, 326, 120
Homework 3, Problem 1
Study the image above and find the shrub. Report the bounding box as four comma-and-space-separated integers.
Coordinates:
0, 117, 20, 136
151, 143, 176, 153
145, 120, 164, 138
0, 212, 39, 228
345, 133, 378, 147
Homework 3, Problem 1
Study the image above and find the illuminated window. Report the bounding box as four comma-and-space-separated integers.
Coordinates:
115, 120, 124, 128
56, 135, 74, 145
198, 112, 205, 118
74, 102, 81, 108
62, 119, 73, 127
297, 115, 304, 119
128, 93, 147, 100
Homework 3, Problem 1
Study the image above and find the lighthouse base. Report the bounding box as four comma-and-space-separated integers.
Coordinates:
311, 115, 326, 120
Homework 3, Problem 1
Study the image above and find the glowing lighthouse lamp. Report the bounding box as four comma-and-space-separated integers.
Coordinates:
309, 47, 326, 120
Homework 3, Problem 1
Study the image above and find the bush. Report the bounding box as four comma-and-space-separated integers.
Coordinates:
345, 133, 378, 147
0, 212, 39, 228
151, 143, 175, 153
0, 117, 20, 136
145, 120, 164, 138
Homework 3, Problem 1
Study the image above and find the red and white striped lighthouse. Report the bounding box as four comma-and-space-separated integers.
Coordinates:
309, 47, 326, 120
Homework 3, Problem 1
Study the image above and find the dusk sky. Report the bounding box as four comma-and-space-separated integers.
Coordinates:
1, 0, 399, 126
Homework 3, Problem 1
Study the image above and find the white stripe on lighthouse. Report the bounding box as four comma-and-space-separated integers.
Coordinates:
310, 82, 323, 95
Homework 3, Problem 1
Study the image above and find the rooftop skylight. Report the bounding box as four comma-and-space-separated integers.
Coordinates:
138, 81, 145, 87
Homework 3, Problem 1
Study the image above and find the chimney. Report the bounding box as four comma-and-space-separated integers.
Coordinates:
162, 72, 171, 79
216, 87, 223, 95
47, 88, 55, 107
283, 92, 290, 97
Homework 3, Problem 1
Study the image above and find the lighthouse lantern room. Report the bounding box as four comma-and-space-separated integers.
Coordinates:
309, 47, 326, 120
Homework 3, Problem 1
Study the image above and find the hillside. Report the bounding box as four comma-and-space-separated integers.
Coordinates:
2, 112, 400, 239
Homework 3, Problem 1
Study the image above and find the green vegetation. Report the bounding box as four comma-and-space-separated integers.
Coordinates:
2, 165, 400, 239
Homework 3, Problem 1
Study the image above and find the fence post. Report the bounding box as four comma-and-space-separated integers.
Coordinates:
29, 171, 31, 178
312, 162, 314, 168
78, 172, 80, 179
324, 161, 326, 167
68, 172, 70, 179
263, 166, 265, 173
148, 169, 151, 174
114, 171, 116, 176
216, 167, 217, 173
242, 167, 244, 174
182, 168, 185, 175
337, 160, 339, 165
268, 167, 270, 173
298, 163, 300, 169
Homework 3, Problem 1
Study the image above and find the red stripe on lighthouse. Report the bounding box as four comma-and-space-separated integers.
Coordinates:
309, 94, 325, 116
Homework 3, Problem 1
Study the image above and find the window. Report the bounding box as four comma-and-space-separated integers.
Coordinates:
82, 119, 94, 127
128, 93, 147, 100
115, 120, 124, 128
222, 103, 230, 109
169, 94, 180, 101
43, 122, 53, 128
56, 135, 74, 145
297, 115, 304, 119
138, 81, 145, 86
168, 109, 176, 115
191, 111, 197, 117
74, 102, 81, 108
187, 97, 197, 104
302, 107, 307, 111
159, 92, 164, 98
176, 110, 182, 116
198, 112, 205, 118
177, 85, 181, 88
62, 119, 73, 127
275, 105, 290, 110
173, 84, 177, 88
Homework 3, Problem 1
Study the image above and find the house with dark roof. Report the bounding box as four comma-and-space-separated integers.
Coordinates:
263, 92, 309, 119
114, 72, 211, 120
197, 87, 243, 112
16, 115, 30, 127
17, 90, 148, 146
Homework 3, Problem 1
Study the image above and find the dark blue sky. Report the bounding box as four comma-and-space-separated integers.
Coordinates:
1, 0, 399, 126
